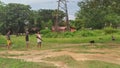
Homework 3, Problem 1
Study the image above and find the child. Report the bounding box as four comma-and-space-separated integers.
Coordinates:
6, 30, 11, 49
36, 32, 42, 48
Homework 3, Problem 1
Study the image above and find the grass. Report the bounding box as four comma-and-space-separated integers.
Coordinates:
0, 34, 120, 51
51, 43, 120, 54
0, 35, 6, 44
43, 55, 120, 68
42, 55, 80, 68
0, 58, 57, 68
79, 61, 120, 68
0, 34, 120, 68
71, 50, 106, 54
43, 34, 120, 44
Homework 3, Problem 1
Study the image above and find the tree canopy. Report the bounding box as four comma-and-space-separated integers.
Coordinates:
75, 0, 120, 29
0, 1, 65, 34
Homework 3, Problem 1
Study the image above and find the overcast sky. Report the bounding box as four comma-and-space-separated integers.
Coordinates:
1, 0, 80, 20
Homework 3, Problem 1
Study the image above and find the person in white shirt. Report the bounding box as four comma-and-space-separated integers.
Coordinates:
36, 32, 42, 48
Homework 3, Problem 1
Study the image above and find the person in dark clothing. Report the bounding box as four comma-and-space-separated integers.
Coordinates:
25, 31, 29, 48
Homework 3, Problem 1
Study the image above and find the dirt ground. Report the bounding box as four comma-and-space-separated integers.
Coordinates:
0, 44, 120, 68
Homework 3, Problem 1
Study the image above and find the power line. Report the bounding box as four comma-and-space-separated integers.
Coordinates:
55, 0, 70, 31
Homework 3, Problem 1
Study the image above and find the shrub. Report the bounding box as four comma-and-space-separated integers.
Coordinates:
80, 30, 97, 37
63, 32, 74, 38
40, 29, 51, 34
0, 35, 6, 44
103, 27, 118, 34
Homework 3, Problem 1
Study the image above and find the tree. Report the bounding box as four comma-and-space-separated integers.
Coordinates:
0, 2, 65, 34
76, 0, 120, 29
0, 1, 6, 34
31, 9, 65, 30
4, 3, 31, 34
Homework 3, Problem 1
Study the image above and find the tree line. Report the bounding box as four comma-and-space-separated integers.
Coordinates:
75, 0, 120, 30
0, 1, 65, 34
0, 0, 120, 34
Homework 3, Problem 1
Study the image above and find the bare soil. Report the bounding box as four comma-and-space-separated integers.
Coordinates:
0, 44, 120, 68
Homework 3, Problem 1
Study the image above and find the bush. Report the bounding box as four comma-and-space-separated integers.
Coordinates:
63, 32, 74, 38
0, 35, 6, 44
40, 29, 51, 34
103, 27, 118, 34
79, 30, 97, 37
43, 32, 58, 38
42, 32, 74, 38
40, 29, 119, 38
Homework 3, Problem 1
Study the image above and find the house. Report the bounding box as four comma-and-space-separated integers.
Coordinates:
52, 26, 76, 32
70, 27, 76, 32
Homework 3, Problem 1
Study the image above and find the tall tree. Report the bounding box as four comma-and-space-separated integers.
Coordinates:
32, 9, 65, 30
76, 0, 120, 29
0, 1, 6, 34
4, 3, 31, 34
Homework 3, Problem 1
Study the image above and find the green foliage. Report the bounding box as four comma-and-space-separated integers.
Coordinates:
43, 32, 57, 38
63, 32, 74, 38
0, 3, 31, 34
40, 29, 120, 38
40, 29, 74, 38
34, 9, 65, 30
46, 20, 53, 29
0, 35, 6, 44
41, 31, 74, 38
104, 13, 120, 27
103, 27, 118, 34
0, 1, 65, 34
79, 30, 97, 37
74, 19, 85, 30
76, 0, 120, 29
40, 29, 51, 34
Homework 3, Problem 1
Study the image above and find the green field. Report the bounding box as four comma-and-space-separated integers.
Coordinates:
0, 34, 120, 68
0, 0, 120, 67
0, 33, 120, 50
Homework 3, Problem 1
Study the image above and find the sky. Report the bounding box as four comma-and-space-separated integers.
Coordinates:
1, 0, 80, 20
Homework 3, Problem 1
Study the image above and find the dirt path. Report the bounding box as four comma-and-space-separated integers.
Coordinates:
0, 50, 69, 68
0, 49, 120, 68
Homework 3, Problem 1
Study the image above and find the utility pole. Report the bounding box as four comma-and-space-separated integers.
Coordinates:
54, 1, 60, 32
55, 0, 70, 31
